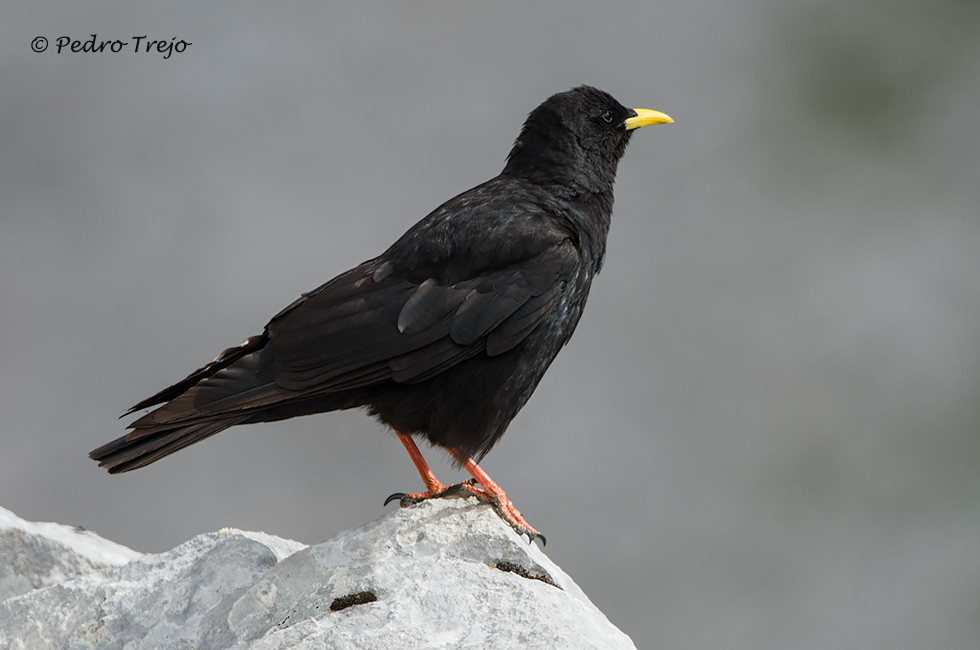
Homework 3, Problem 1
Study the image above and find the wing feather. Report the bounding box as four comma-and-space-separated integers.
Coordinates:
265, 225, 580, 392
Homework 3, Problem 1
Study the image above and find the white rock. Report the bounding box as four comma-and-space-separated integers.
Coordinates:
0, 506, 141, 601
0, 499, 636, 649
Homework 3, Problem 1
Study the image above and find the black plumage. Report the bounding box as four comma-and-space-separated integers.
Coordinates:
90, 86, 672, 539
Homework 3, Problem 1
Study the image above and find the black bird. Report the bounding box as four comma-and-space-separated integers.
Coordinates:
90, 86, 672, 541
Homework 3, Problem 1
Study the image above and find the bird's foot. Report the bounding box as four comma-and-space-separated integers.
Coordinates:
384, 478, 478, 506
389, 432, 544, 544
384, 478, 544, 545
463, 480, 545, 546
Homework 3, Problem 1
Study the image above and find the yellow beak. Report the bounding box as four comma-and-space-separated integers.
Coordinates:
624, 108, 674, 130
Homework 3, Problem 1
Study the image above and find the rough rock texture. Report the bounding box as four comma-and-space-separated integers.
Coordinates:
0, 506, 140, 602
0, 499, 636, 649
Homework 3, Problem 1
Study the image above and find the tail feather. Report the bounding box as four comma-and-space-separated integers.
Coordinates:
93, 336, 276, 473
123, 335, 266, 416
90, 415, 249, 473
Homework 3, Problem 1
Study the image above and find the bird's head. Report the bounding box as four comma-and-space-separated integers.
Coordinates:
502, 85, 672, 192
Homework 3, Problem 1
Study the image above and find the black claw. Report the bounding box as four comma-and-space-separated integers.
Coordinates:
441, 483, 466, 496
384, 479, 480, 508
441, 478, 478, 496
520, 529, 546, 546
387, 484, 546, 545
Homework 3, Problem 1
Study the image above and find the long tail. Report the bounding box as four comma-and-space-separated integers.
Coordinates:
92, 330, 374, 473
90, 414, 251, 473
92, 335, 271, 473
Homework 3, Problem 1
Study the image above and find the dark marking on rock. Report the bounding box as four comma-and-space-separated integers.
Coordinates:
330, 591, 378, 611
493, 561, 560, 589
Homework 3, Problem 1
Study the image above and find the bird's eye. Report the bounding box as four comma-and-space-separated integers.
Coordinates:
600, 111, 614, 124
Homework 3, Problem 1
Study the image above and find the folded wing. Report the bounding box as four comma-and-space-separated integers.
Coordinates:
268, 238, 578, 391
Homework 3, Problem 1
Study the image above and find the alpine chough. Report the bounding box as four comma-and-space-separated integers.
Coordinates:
90, 86, 673, 542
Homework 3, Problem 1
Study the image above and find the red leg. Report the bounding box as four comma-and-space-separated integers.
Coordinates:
396, 432, 447, 496
386, 432, 543, 544
447, 449, 542, 543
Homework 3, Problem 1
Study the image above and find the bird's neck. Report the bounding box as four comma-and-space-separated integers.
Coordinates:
501, 132, 621, 197
566, 190, 613, 273
501, 128, 618, 273
508, 174, 615, 274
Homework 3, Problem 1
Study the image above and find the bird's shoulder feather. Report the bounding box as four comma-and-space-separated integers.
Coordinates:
267, 180, 582, 390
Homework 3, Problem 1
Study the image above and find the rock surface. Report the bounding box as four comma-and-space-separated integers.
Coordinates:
0, 506, 140, 602
0, 500, 636, 649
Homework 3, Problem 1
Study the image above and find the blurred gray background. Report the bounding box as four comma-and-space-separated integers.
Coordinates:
3, 1, 979, 648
